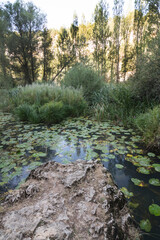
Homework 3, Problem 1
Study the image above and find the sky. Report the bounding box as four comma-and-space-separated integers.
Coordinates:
1, 0, 134, 29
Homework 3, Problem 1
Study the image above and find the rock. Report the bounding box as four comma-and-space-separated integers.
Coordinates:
0, 160, 141, 240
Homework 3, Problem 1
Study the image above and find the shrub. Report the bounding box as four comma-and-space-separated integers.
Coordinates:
9, 83, 86, 107
61, 63, 104, 104
15, 104, 39, 123
134, 106, 160, 147
91, 83, 138, 123
39, 101, 65, 124
10, 83, 87, 124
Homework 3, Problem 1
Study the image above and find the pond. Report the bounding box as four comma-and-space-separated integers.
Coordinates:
0, 112, 160, 239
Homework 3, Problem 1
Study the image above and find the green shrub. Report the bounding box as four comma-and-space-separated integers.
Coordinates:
134, 106, 160, 147
9, 83, 86, 107
61, 63, 104, 104
39, 101, 65, 124
92, 83, 137, 123
15, 104, 39, 123
10, 83, 87, 124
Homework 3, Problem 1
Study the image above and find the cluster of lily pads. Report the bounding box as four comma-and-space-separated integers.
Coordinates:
0, 112, 160, 235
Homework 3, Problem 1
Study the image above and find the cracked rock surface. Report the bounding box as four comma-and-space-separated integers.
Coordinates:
0, 160, 141, 240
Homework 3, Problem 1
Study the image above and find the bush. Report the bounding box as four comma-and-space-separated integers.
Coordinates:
61, 63, 104, 104
15, 104, 39, 123
134, 106, 160, 147
10, 83, 87, 124
39, 101, 65, 124
92, 83, 139, 123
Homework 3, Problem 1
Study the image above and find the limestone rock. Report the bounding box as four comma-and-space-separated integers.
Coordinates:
0, 160, 141, 240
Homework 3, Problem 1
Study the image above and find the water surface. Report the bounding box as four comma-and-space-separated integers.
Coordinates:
0, 112, 160, 239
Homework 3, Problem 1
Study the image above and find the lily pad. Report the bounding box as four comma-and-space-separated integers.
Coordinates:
149, 204, 160, 216
131, 178, 146, 187
128, 202, 139, 208
152, 164, 160, 172
147, 152, 155, 157
149, 178, 160, 186
140, 219, 151, 232
115, 164, 124, 169
137, 167, 150, 174
121, 187, 134, 198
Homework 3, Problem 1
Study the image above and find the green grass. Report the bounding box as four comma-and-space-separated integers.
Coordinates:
9, 83, 87, 124
134, 106, 160, 148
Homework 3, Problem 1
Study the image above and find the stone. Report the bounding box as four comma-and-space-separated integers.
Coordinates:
0, 160, 141, 240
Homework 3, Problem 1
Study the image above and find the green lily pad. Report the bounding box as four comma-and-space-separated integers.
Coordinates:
128, 202, 139, 208
140, 219, 151, 232
149, 204, 160, 216
115, 164, 124, 169
131, 178, 146, 187
137, 167, 150, 174
121, 187, 134, 198
152, 164, 160, 172
147, 152, 155, 157
149, 178, 160, 186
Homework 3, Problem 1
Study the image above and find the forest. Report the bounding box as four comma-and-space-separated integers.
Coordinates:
0, 0, 160, 238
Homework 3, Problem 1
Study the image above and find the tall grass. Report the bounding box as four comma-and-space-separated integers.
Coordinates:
134, 106, 160, 148
92, 83, 145, 123
10, 83, 85, 107
9, 83, 87, 124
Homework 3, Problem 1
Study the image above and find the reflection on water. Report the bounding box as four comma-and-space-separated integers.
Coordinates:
0, 114, 160, 239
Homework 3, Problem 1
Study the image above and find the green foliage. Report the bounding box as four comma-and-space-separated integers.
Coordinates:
149, 204, 160, 216
140, 219, 152, 232
92, 82, 138, 122
15, 104, 39, 123
10, 83, 87, 124
134, 106, 160, 146
39, 101, 65, 124
131, 32, 160, 103
62, 63, 104, 104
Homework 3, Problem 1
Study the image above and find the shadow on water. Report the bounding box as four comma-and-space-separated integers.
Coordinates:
0, 113, 160, 239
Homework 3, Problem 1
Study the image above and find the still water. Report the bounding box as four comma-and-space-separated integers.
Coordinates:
0, 113, 160, 239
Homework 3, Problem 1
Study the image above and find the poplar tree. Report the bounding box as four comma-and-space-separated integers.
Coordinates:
41, 28, 54, 81
113, 0, 124, 83
93, 0, 110, 75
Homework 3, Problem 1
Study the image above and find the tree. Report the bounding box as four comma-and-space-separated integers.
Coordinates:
146, 0, 160, 34
41, 28, 54, 81
93, 0, 110, 75
0, 7, 9, 80
4, 0, 45, 85
55, 27, 74, 79
113, 0, 124, 83
134, 0, 146, 68
121, 13, 134, 81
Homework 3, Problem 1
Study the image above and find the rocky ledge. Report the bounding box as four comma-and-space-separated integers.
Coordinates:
0, 160, 141, 240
